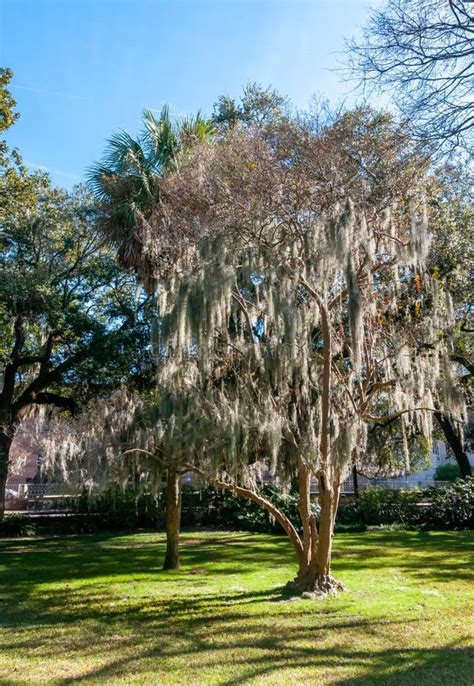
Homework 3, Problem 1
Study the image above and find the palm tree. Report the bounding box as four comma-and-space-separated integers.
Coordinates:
88, 107, 215, 570
88, 106, 214, 274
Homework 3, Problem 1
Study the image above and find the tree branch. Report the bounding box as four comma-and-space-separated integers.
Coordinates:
184, 463, 304, 562
33, 392, 76, 415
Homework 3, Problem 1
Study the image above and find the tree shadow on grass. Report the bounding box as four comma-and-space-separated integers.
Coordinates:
0, 532, 294, 598
334, 530, 474, 584
0, 531, 472, 684
228, 644, 474, 686
2, 530, 472, 593
332, 643, 474, 686
0, 582, 471, 685
49, 627, 473, 686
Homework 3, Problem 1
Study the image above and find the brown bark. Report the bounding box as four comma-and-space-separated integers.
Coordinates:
288, 469, 344, 595
285, 285, 344, 595
163, 469, 182, 570
435, 412, 472, 478
297, 459, 317, 571
0, 433, 12, 517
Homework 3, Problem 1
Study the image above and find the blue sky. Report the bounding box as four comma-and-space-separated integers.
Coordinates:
1, 0, 382, 188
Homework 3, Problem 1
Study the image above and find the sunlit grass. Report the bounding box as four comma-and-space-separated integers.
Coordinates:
0, 530, 472, 684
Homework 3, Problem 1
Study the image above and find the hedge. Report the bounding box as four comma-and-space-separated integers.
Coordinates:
1, 478, 473, 537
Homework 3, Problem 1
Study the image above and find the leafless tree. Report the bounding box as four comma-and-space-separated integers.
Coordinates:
346, 0, 474, 156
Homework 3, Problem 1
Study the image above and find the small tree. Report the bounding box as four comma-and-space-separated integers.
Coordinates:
38, 387, 187, 569
89, 108, 216, 568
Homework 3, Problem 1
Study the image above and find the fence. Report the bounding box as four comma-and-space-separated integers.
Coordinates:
17, 483, 78, 499
5, 476, 453, 512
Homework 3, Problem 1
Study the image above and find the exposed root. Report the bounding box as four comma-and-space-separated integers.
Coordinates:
285, 573, 347, 598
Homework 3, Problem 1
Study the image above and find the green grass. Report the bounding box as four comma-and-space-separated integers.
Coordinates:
0, 530, 473, 685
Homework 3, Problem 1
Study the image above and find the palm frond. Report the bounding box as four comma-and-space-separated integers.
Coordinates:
178, 111, 216, 149
142, 107, 179, 173
103, 131, 148, 175
87, 163, 116, 201
88, 103, 216, 258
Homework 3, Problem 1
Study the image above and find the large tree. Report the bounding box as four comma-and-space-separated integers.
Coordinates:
129, 108, 461, 595
428, 166, 473, 476
0, 68, 40, 213
346, 0, 474, 156
0, 179, 151, 513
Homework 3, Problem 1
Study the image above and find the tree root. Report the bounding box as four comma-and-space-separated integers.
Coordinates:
285, 573, 347, 598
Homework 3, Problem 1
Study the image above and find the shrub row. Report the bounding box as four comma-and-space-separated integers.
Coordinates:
197, 479, 474, 532
337, 479, 474, 529
1, 478, 473, 537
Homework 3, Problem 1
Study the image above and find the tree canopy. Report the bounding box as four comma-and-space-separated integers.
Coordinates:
0, 176, 152, 512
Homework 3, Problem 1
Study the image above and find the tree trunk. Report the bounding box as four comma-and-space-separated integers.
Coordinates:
435, 412, 472, 478
0, 433, 12, 517
285, 291, 344, 595
163, 469, 182, 570
185, 461, 345, 596
288, 466, 345, 596
352, 464, 359, 499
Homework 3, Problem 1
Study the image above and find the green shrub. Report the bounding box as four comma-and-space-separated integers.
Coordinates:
0, 514, 37, 537
337, 487, 422, 528
362, 486, 421, 525
200, 485, 319, 534
72, 485, 164, 530
2, 478, 472, 538
337, 480, 474, 530
54, 484, 313, 536
423, 478, 474, 529
434, 463, 462, 482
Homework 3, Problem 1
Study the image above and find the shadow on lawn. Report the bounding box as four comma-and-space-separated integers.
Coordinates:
334, 530, 474, 584
51, 629, 474, 686
0, 532, 290, 588
4, 586, 467, 686
331, 644, 474, 686
0, 530, 472, 620
0, 531, 472, 684
1, 530, 472, 586
0, 533, 294, 632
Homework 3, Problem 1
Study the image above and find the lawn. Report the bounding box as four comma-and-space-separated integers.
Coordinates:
0, 530, 472, 685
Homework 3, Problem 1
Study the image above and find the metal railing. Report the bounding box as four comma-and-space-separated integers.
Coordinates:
17, 483, 78, 499
14, 478, 452, 499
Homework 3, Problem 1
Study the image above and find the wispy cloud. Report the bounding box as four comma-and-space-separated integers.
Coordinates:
24, 160, 82, 183
12, 84, 92, 102
144, 102, 188, 119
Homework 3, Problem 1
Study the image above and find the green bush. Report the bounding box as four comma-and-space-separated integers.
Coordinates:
337, 480, 474, 530
423, 478, 474, 529
72, 485, 164, 531
434, 463, 462, 482
337, 487, 422, 528
199, 485, 319, 534
0, 514, 37, 537
1, 479, 472, 538
48, 484, 313, 536
363, 487, 421, 526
